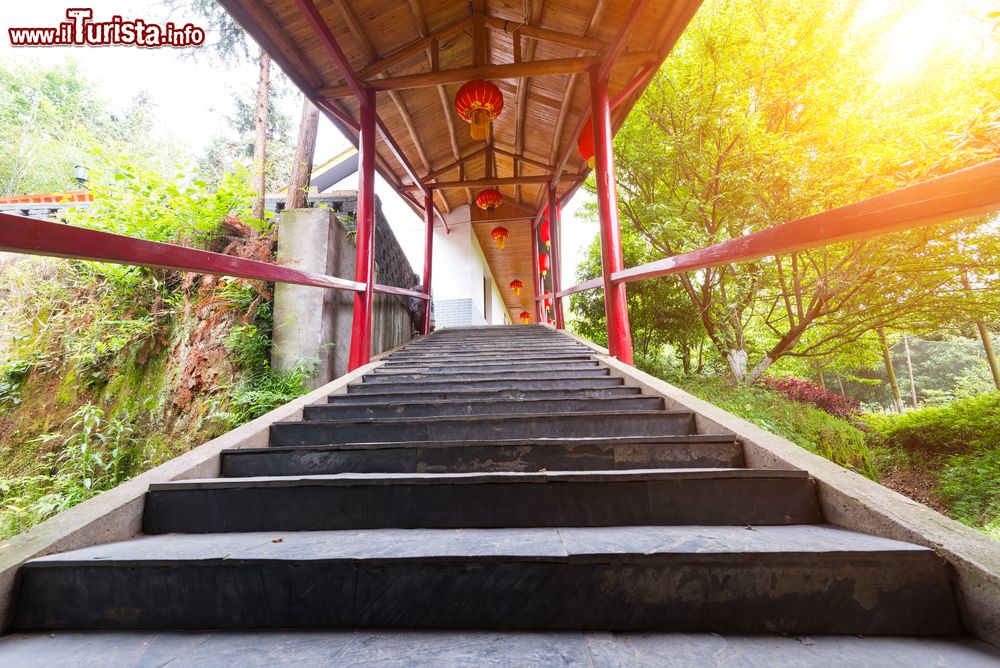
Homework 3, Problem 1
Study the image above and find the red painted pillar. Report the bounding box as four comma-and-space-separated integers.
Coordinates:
420, 189, 434, 336
547, 185, 565, 329
348, 89, 377, 371
589, 66, 633, 364
530, 223, 544, 324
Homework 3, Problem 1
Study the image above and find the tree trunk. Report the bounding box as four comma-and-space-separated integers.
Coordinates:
902, 333, 918, 407
251, 48, 271, 222
285, 96, 321, 210
696, 339, 704, 374
837, 374, 847, 398
961, 271, 1000, 390
815, 362, 826, 390
681, 345, 691, 375
877, 327, 904, 413
975, 320, 1000, 391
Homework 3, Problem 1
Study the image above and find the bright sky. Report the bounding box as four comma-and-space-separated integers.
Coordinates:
0, 1, 595, 282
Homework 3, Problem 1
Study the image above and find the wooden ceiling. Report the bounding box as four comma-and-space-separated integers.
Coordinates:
220, 0, 702, 215
218, 0, 702, 320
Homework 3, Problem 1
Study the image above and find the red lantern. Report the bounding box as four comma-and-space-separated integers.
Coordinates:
490, 225, 509, 249
539, 219, 550, 249
477, 188, 503, 211
538, 252, 550, 277
509, 279, 524, 296
578, 117, 595, 168
544, 297, 552, 308
455, 80, 504, 140
548, 318, 554, 325
519, 311, 531, 324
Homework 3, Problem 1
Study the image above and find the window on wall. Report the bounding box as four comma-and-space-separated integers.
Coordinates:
483, 277, 492, 324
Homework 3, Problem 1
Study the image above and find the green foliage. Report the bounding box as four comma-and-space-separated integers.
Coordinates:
66, 162, 264, 242
937, 449, 1000, 533
635, 353, 875, 479
863, 393, 1000, 456
225, 362, 315, 426
0, 405, 141, 538
0, 58, 183, 196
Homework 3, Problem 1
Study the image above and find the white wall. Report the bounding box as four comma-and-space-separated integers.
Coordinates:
430, 205, 511, 327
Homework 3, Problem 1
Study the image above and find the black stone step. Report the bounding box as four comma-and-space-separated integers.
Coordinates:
270, 411, 695, 446
305, 395, 664, 420
142, 469, 819, 533
327, 386, 642, 405
360, 368, 611, 385
14, 526, 960, 634
221, 435, 746, 477
380, 353, 594, 367
346, 377, 626, 395
373, 360, 600, 375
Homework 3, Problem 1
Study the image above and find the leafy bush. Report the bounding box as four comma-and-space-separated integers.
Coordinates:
937, 448, 1000, 532
760, 376, 860, 420
863, 392, 1000, 456
0, 404, 141, 538
634, 356, 875, 479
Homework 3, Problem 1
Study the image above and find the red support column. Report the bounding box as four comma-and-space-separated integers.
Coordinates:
547, 185, 566, 329
530, 224, 544, 324
348, 89, 378, 371
589, 66, 633, 364
420, 189, 434, 336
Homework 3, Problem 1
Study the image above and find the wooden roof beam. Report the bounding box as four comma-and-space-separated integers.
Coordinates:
514, 0, 545, 205
482, 15, 607, 53
354, 17, 471, 80
424, 146, 489, 182
494, 147, 555, 173
291, 0, 366, 100
404, 174, 582, 192
320, 56, 625, 97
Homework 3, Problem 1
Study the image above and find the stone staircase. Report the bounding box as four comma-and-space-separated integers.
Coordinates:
3, 326, 999, 665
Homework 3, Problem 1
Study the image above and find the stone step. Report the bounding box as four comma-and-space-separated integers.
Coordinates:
3, 630, 998, 667
304, 395, 664, 420
373, 360, 600, 375
142, 469, 819, 533
386, 346, 591, 361
360, 368, 611, 384
220, 435, 746, 477
269, 410, 695, 446
13, 526, 960, 634
380, 352, 594, 367
326, 386, 643, 405
345, 377, 626, 395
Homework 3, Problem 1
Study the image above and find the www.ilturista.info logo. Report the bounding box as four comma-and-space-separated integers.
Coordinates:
8, 8, 206, 48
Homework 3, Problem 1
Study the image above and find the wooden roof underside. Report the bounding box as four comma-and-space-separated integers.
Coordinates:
221, 0, 701, 214
219, 0, 701, 318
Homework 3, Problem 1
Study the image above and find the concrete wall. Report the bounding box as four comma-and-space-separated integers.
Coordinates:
272, 207, 413, 386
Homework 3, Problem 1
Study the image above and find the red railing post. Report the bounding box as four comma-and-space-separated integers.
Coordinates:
421, 189, 435, 336
547, 185, 565, 329
589, 66, 633, 364
530, 224, 544, 324
348, 88, 378, 371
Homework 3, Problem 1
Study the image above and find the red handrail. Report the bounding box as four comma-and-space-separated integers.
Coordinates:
0, 212, 428, 300
558, 158, 1000, 297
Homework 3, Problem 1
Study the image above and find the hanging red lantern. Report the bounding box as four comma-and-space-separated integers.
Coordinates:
519, 311, 531, 324
538, 252, 550, 277
509, 278, 524, 296
548, 318, 554, 325
455, 80, 504, 140
578, 117, 595, 168
544, 297, 552, 308
539, 219, 550, 249
477, 188, 503, 212
490, 224, 509, 249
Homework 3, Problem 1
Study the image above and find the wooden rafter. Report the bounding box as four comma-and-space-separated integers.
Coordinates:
318, 55, 665, 97
494, 147, 555, 173
424, 146, 489, 182
515, 0, 545, 205
404, 174, 582, 192
482, 15, 607, 52
355, 18, 470, 80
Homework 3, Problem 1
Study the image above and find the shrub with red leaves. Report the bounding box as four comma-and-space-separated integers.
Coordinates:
760, 376, 860, 421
